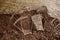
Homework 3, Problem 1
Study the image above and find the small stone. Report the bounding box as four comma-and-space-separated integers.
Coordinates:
32, 14, 44, 31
